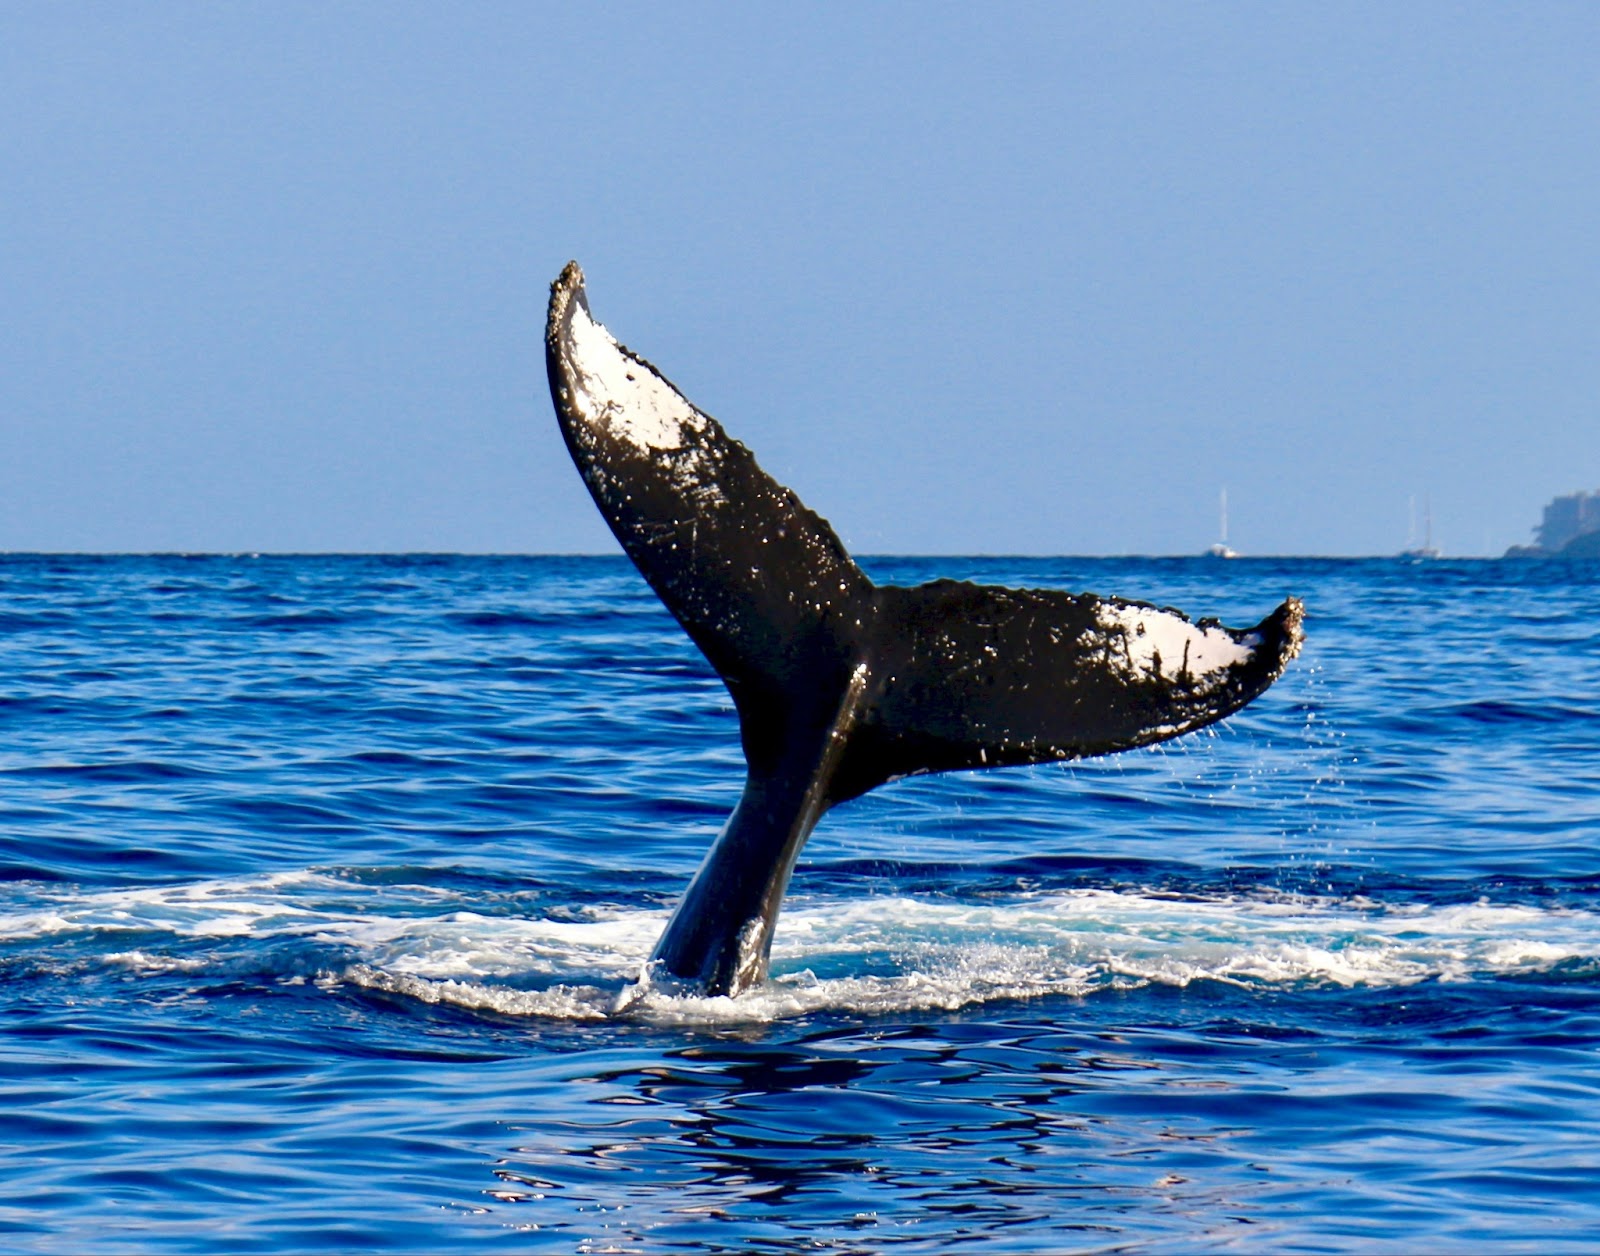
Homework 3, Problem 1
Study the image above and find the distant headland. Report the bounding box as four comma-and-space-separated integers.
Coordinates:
1504, 490, 1600, 559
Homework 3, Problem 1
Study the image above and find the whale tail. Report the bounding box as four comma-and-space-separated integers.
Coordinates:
545, 262, 1303, 995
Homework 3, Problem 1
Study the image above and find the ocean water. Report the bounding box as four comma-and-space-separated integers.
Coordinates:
2, 553, 1597, 1253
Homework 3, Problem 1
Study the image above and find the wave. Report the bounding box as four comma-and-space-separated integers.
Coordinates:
4, 872, 1596, 1024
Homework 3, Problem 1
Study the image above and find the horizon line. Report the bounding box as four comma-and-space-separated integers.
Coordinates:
0, 549, 1542, 562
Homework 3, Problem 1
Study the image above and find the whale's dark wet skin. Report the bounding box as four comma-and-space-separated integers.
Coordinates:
545, 262, 1304, 997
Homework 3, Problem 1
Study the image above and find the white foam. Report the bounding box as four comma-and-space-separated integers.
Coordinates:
0, 870, 331, 941
343, 967, 616, 1020
8, 874, 1594, 1024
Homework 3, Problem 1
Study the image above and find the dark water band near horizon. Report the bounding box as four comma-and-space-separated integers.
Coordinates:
2, 553, 1598, 1253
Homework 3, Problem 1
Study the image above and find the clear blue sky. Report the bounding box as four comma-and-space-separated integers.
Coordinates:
2, 4, 1596, 556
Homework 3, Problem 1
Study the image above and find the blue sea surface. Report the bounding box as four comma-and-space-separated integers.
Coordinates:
2, 553, 1598, 1252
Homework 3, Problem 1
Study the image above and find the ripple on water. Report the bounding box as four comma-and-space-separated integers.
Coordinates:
1, 554, 1599, 1251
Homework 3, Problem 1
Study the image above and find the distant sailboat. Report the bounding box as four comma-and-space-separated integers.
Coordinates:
1401, 494, 1442, 560
1206, 488, 1238, 559
1403, 495, 1443, 559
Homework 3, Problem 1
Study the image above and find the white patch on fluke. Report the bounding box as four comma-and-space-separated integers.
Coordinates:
564, 297, 704, 452
1091, 603, 1257, 683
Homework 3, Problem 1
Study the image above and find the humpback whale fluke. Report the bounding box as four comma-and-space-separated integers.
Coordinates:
545, 261, 1304, 997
